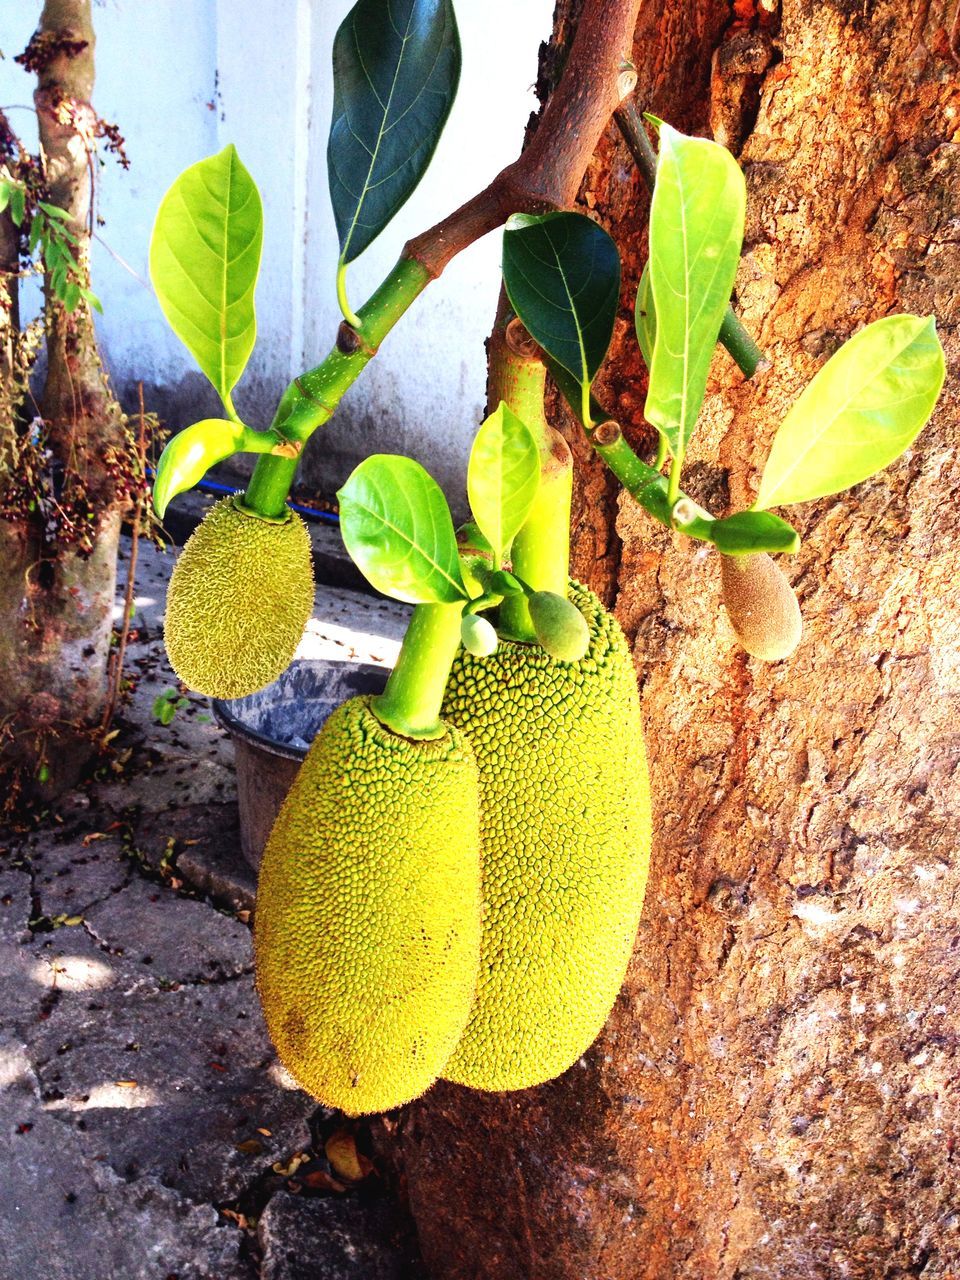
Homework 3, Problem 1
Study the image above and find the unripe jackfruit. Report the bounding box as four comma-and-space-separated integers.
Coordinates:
527, 590, 590, 661
440, 582, 651, 1091
164, 496, 314, 698
720, 552, 802, 661
461, 613, 498, 657
254, 696, 482, 1114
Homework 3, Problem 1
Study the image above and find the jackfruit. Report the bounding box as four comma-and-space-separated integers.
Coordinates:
440, 581, 651, 1091
164, 496, 314, 698
461, 613, 498, 657
254, 695, 482, 1114
720, 552, 802, 661
527, 590, 590, 661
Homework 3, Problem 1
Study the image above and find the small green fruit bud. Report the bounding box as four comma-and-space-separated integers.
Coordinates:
461, 613, 499, 657
528, 591, 590, 661
720, 552, 802, 661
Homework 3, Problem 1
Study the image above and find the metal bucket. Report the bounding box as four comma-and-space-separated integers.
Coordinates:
212, 658, 389, 870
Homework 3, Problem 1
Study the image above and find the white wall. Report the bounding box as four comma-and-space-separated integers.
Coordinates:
1, 0, 552, 510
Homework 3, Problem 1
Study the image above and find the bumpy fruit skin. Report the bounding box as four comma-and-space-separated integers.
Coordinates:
254, 695, 482, 1115
441, 581, 651, 1091
164, 497, 314, 699
720, 552, 802, 661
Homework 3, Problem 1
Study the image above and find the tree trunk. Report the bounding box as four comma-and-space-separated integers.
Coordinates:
401, 2, 960, 1277
0, 0, 129, 802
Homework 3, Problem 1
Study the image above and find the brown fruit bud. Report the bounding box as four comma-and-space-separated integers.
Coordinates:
720, 552, 802, 662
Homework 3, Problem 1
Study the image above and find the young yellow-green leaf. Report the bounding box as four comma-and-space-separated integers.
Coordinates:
149, 145, 263, 412
709, 509, 800, 556
502, 211, 620, 422
338, 455, 468, 604
635, 262, 656, 370
466, 402, 540, 565
645, 124, 746, 459
153, 418, 279, 518
328, 0, 461, 265
755, 314, 945, 509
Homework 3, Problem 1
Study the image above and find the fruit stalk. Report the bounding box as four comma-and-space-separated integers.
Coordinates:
244, 255, 431, 518
488, 325, 573, 641
371, 602, 465, 740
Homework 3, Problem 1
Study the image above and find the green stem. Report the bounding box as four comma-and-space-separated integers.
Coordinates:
591, 424, 714, 542
243, 254, 430, 517
488, 328, 572, 640
613, 98, 767, 380
242, 453, 299, 521
336, 258, 363, 330
371, 603, 464, 740
666, 447, 683, 507
716, 306, 767, 378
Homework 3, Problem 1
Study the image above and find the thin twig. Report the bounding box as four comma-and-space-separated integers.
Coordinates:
100, 382, 146, 733
613, 98, 769, 379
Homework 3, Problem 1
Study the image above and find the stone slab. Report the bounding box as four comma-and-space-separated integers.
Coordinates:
259, 1193, 422, 1280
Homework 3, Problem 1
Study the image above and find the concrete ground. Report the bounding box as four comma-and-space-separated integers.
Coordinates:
0, 531, 423, 1280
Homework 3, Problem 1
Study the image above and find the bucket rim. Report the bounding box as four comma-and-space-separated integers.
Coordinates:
210, 658, 390, 762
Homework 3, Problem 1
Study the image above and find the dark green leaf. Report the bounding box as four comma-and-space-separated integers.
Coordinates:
755, 314, 945, 509
502, 211, 620, 419
28, 213, 42, 255
645, 124, 746, 459
152, 418, 280, 518
149, 145, 263, 411
708, 509, 800, 555
338, 455, 467, 603
466, 402, 540, 565
62, 281, 80, 313
328, 0, 461, 264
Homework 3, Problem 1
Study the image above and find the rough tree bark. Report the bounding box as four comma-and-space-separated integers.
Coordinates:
401, 2, 960, 1277
0, 0, 129, 802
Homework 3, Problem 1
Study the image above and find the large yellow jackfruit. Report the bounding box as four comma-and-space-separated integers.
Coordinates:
254, 695, 482, 1114
164, 496, 313, 699
441, 582, 651, 1091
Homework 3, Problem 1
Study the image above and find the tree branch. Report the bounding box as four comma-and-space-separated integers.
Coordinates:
405, 0, 643, 277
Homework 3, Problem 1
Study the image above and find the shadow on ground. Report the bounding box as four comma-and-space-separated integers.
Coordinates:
0, 533, 424, 1280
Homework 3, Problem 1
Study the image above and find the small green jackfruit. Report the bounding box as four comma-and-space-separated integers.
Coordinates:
441, 582, 651, 1091
164, 496, 314, 699
254, 696, 482, 1114
527, 590, 590, 661
461, 613, 498, 657
720, 552, 802, 661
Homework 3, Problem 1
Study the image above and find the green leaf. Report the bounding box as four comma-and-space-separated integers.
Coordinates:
635, 262, 656, 370
466, 402, 540, 565
502, 211, 620, 420
8, 183, 25, 226
38, 201, 72, 221
0, 181, 9, 215
645, 124, 746, 459
755, 314, 945, 509
149, 145, 263, 412
338, 456, 467, 603
152, 418, 281, 518
80, 287, 103, 314
328, 0, 461, 265
708, 509, 800, 555
62, 281, 80, 313
28, 212, 42, 255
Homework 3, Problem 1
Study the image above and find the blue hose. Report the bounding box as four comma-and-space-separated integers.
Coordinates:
146, 468, 340, 525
